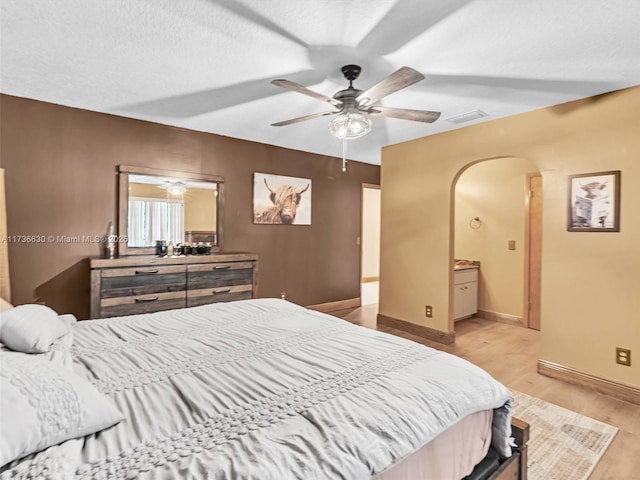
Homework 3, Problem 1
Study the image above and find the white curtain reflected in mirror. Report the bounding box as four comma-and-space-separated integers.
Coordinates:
128, 198, 184, 247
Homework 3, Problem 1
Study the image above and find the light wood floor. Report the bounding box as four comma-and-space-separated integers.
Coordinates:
333, 304, 640, 479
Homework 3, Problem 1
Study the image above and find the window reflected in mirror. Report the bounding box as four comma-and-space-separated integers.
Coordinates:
126, 174, 218, 249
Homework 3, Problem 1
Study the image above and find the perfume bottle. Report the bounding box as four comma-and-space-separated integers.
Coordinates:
103, 221, 116, 259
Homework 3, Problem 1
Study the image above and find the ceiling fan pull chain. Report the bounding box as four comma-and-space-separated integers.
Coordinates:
342, 138, 347, 172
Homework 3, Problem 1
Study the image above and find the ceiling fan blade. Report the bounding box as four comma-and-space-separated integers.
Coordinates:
358, 0, 474, 57
271, 79, 342, 106
368, 106, 441, 123
357, 67, 425, 107
117, 70, 324, 118
271, 111, 336, 127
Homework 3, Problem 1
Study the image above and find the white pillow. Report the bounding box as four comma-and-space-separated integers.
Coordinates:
0, 351, 124, 467
0, 304, 70, 353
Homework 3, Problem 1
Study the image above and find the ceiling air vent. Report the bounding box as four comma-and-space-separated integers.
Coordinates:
446, 110, 488, 124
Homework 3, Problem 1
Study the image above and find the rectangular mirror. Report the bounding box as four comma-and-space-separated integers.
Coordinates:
117, 165, 224, 256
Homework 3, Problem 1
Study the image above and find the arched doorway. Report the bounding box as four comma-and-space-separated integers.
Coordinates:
452, 157, 541, 331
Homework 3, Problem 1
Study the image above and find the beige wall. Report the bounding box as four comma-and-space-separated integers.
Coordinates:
183, 189, 216, 232
362, 187, 381, 279
381, 86, 640, 388
129, 183, 168, 199
455, 158, 538, 318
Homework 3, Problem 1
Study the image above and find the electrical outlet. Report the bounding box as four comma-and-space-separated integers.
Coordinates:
280, 292, 286, 300
425, 305, 433, 318
616, 347, 631, 366
508, 240, 516, 250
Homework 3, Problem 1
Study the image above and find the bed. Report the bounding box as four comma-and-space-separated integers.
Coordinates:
0, 298, 528, 479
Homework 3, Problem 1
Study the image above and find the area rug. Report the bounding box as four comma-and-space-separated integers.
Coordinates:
512, 391, 618, 480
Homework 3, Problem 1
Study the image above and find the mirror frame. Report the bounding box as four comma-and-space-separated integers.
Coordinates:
117, 165, 225, 256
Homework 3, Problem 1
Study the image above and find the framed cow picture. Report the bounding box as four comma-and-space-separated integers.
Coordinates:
253, 173, 312, 225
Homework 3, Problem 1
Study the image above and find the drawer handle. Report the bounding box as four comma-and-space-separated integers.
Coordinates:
135, 269, 159, 275
135, 296, 159, 303
212, 289, 231, 295
212, 265, 231, 270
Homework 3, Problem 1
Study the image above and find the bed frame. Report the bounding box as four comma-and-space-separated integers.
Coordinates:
488, 417, 529, 480
379, 414, 529, 480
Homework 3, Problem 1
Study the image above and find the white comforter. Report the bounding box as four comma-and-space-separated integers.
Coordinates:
4, 299, 512, 479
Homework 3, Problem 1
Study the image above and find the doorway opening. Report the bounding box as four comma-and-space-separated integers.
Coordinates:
453, 158, 541, 331
361, 184, 380, 306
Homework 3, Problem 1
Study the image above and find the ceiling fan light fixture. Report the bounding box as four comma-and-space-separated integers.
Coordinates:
328, 110, 372, 139
162, 181, 187, 195
167, 185, 186, 195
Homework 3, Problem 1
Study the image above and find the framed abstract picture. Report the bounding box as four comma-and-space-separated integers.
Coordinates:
567, 170, 620, 232
253, 173, 311, 225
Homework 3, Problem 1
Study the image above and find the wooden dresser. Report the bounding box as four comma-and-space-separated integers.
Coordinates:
90, 253, 258, 319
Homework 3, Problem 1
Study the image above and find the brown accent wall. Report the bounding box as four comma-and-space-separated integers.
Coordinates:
0, 94, 379, 318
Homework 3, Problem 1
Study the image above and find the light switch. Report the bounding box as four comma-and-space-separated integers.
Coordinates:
508, 240, 516, 250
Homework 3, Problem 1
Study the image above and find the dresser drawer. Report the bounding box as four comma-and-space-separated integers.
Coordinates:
100, 291, 186, 317
186, 284, 253, 308
90, 254, 258, 319
187, 262, 254, 290
101, 265, 186, 298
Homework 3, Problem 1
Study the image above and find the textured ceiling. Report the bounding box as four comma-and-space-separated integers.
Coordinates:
2, 0, 639, 165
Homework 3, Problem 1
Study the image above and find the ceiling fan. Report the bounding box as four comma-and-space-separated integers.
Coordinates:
271, 65, 441, 139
